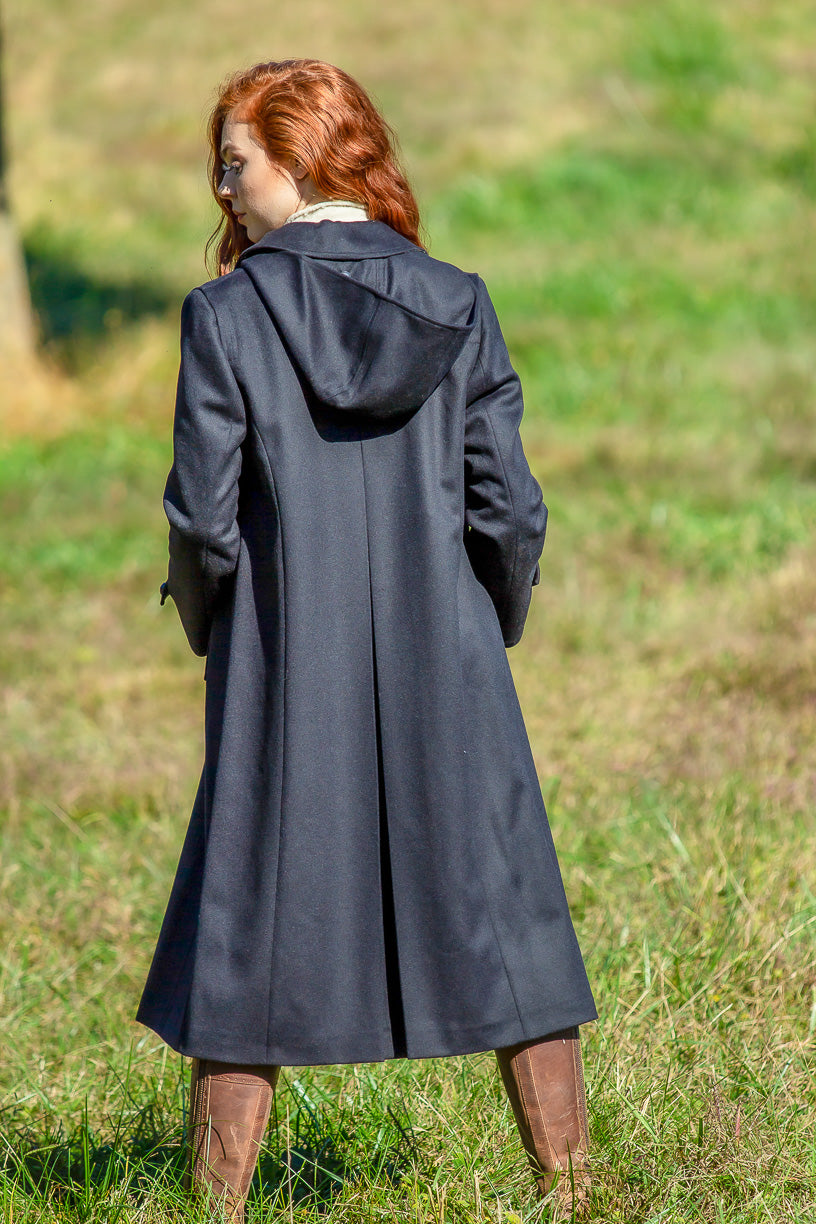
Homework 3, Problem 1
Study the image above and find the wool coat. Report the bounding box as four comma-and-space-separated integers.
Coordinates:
136, 219, 596, 1066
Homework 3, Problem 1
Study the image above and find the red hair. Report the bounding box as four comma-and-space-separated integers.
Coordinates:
206, 60, 425, 274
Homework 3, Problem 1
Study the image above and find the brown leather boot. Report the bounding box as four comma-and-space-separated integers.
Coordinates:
495, 1028, 590, 1218
184, 1058, 280, 1222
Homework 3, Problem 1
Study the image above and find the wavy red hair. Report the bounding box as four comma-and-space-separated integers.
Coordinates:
206, 60, 425, 274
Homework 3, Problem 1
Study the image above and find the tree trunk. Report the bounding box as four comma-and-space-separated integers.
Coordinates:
0, 7, 35, 358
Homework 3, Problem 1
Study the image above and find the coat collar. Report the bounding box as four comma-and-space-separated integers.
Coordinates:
238, 220, 421, 263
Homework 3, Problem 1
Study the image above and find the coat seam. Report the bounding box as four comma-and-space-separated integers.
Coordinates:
456, 564, 526, 1035
337, 297, 383, 400
241, 417, 287, 1058
475, 344, 521, 632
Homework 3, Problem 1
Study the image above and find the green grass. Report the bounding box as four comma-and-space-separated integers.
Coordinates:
1, 0, 815, 1220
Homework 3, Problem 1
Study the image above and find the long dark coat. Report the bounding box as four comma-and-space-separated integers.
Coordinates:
136, 220, 596, 1066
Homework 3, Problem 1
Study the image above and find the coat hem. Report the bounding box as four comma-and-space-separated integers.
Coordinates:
136, 1000, 597, 1067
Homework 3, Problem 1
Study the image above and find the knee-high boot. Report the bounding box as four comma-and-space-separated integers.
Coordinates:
495, 1028, 590, 1216
184, 1058, 280, 1222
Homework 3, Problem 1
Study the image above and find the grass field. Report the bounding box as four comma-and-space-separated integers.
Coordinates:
1, 1, 815, 1220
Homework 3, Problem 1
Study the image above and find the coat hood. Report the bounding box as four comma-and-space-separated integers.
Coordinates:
238, 221, 477, 421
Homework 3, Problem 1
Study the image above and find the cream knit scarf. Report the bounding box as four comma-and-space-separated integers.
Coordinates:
284, 199, 369, 225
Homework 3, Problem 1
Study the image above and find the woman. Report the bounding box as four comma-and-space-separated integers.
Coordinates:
136, 59, 596, 1220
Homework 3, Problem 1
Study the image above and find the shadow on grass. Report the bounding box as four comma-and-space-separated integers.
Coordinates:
0, 1096, 423, 1216
23, 230, 180, 371
0, 1099, 181, 1212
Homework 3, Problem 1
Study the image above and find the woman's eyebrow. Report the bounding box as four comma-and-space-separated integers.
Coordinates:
220, 142, 238, 159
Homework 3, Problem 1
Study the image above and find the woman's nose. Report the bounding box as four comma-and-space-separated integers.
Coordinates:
218, 174, 233, 198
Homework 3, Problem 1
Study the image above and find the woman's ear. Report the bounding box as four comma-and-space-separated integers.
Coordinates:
290, 159, 309, 181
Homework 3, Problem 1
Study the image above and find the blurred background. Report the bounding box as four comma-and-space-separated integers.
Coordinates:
1, 2, 814, 1220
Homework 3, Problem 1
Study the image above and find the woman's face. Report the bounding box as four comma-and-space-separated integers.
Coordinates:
218, 116, 305, 242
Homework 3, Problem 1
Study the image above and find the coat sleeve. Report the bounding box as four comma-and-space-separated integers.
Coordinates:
464, 277, 547, 648
162, 287, 246, 656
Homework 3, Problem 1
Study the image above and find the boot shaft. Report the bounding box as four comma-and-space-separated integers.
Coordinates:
186, 1058, 280, 1222
495, 1028, 590, 1214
